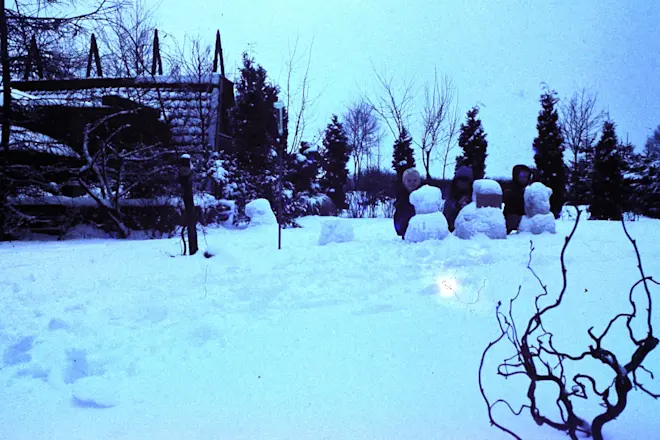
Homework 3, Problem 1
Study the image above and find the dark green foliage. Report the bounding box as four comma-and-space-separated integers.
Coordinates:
392, 127, 415, 178
320, 115, 350, 210
455, 106, 488, 180
533, 89, 566, 218
590, 121, 624, 220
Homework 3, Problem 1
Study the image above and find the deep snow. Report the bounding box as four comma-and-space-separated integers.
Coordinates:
1, 215, 659, 440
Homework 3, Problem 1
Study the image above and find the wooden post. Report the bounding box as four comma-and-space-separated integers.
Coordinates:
0, 0, 11, 241
178, 154, 198, 255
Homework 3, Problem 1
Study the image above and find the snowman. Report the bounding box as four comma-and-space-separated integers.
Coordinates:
518, 182, 556, 234
404, 185, 450, 243
454, 179, 507, 240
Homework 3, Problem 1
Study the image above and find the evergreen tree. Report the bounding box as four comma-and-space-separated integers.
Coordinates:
645, 125, 660, 158
590, 121, 624, 220
392, 127, 415, 179
320, 115, 351, 209
288, 141, 321, 196
223, 52, 282, 220
455, 106, 488, 180
533, 89, 566, 218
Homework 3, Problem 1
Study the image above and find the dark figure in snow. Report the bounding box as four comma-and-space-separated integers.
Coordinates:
393, 168, 422, 239
443, 166, 474, 232
503, 164, 532, 234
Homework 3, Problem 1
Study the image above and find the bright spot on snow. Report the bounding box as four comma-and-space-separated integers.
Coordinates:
435, 275, 459, 298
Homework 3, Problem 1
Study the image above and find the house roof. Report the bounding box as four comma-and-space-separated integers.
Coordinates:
10, 74, 234, 153
3, 125, 78, 158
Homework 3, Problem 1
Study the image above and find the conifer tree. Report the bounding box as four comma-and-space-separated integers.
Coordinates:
320, 115, 350, 209
455, 106, 488, 179
533, 89, 566, 218
590, 121, 624, 220
392, 127, 415, 179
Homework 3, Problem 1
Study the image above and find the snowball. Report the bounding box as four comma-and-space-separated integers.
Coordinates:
318, 218, 354, 245
72, 376, 120, 409
245, 199, 277, 226
473, 179, 503, 208
518, 213, 556, 235
180, 154, 191, 159
454, 202, 507, 240
409, 185, 444, 215
524, 182, 552, 217
404, 211, 449, 243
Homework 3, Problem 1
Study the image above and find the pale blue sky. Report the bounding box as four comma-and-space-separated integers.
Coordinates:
153, 0, 659, 178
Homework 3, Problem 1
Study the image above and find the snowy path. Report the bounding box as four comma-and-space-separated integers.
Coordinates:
1, 217, 658, 439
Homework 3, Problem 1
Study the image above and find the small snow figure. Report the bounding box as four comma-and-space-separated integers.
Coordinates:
404, 211, 449, 243
393, 168, 422, 238
454, 179, 506, 240
404, 184, 449, 242
245, 199, 277, 226
518, 182, 556, 235
319, 218, 354, 245
410, 184, 444, 214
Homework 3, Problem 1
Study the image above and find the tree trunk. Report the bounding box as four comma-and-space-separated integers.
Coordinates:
0, 0, 11, 241
179, 155, 198, 255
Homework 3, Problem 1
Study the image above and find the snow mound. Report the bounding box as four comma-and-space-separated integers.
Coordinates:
454, 203, 507, 240
409, 185, 444, 215
519, 212, 556, 235
245, 199, 277, 226
318, 218, 354, 245
524, 182, 552, 217
473, 179, 503, 208
404, 211, 449, 243
72, 376, 120, 409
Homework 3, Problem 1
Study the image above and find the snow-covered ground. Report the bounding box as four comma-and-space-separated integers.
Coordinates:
1, 215, 659, 439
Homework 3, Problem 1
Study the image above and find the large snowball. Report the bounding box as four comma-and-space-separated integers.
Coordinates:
318, 218, 355, 245
473, 179, 503, 208
454, 202, 507, 240
245, 199, 277, 226
524, 183, 552, 217
409, 185, 444, 215
518, 213, 556, 235
404, 211, 449, 243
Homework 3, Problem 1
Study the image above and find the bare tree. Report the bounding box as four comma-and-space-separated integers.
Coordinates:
343, 99, 382, 185
281, 35, 319, 154
96, 0, 160, 78
560, 89, 604, 175
416, 69, 459, 180
366, 67, 415, 141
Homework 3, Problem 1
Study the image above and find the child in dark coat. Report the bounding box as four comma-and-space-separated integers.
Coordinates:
393, 168, 422, 238
503, 164, 531, 233
443, 166, 474, 232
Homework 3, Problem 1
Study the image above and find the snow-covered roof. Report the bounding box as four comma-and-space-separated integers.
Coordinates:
10, 75, 234, 152
3, 125, 78, 158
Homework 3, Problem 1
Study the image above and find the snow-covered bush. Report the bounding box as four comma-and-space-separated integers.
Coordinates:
318, 218, 354, 245
404, 211, 449, 243
454, 202, 507, 240
245, 199, 277, 226
410, 185, 444, 214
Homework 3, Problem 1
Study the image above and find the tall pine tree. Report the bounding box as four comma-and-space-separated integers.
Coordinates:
222, 52, 282, 218
590, 121, 624, 220
455, 106, 488, 180
320, 115, 351, 210
533, 89, 566, 218
392, 127, 415, 179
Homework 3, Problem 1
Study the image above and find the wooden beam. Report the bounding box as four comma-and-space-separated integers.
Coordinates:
86, 34, 103, 78
212, 30, 225, 76
151, 29, 163, 76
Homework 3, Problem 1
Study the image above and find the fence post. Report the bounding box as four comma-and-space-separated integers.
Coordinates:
178, 154, 198, 255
